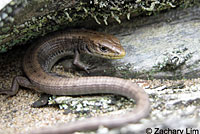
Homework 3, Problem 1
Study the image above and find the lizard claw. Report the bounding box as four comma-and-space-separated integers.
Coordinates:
88, 64, 97, 70
84, 64, 97, 74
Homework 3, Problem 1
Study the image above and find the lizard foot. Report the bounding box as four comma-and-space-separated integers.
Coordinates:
0, 90, 14, 96
32, 94, 50, 108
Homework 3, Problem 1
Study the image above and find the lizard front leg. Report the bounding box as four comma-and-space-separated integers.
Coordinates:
73, 50, 95, 74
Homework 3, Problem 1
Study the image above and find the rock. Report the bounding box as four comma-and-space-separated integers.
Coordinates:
0, 0, 188, 52
96, 5, 200, 79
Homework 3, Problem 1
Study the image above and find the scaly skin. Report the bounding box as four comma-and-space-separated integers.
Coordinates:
0, 29, 150, 134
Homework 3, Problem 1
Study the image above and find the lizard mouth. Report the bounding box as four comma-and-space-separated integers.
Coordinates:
100, 50, 126, 59
106, 49, 126, 59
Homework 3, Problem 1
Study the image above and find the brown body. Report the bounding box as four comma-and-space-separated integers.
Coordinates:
0, 30, 150, 134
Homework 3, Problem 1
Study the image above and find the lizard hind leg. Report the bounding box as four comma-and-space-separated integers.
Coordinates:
0, 76, 33, 96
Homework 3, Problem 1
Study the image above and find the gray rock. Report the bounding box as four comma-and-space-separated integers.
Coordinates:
96, 5, 200, 79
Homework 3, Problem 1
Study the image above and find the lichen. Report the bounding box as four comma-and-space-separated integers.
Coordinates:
0, 0, 196, 53
154, 46, 192, 71
48, 95, 135, 116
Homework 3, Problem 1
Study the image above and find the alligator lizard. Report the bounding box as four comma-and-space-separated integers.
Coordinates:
0, 29, 150, 134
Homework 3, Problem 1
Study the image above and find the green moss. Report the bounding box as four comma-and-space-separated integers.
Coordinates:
0, 45, 7, 53
0, 0, 196, 52
1, 27, 10, 33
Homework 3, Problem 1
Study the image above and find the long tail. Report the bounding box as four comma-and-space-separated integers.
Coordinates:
29, 77, 150, 134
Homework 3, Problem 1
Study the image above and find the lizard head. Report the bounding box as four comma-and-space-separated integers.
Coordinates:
84, 31, 126, 59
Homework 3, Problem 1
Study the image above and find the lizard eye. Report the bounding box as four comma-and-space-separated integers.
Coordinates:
100, 46, 108, 52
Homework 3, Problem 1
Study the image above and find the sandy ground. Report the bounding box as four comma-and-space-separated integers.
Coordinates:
0, 45, 76, 134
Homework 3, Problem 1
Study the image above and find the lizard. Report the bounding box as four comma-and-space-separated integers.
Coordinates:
0, 29, 150, 134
